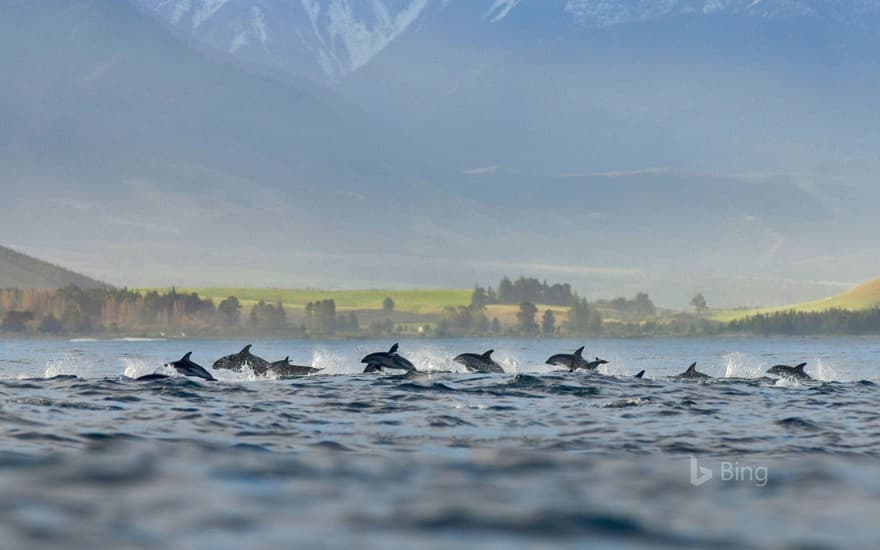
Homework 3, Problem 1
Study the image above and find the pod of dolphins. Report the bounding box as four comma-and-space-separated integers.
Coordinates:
139, 343, 816, 383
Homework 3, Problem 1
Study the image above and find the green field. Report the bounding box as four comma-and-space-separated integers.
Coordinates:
712, 277, 880, 322
153, 288, 472, 314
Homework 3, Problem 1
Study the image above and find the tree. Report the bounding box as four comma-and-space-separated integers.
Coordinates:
491, 317, 502, 334
1, 310, 34, 332
217, 296, 241, 328
567, 298, 602, 335
498, 277, 514, 303
633, 293, 656, 317
306, 299, 337, 335
39, 314, 63, 334
382, 296, 395, 313
690, 293, 708, 314
516, 302, 538, 335
471, 286, 488, 308
542, 309, 556, 335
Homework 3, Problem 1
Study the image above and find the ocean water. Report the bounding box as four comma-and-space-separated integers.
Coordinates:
1, 337, 878, 549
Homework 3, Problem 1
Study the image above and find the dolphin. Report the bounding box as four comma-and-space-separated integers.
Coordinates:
135, 373, 171, 382
166, 352, 215, 381
546, 347, 608, 371
583, 357, 610, 371
361, 343, 416, 373
546, 346, 590, 371
453, 350, 505, 373
213, 344, 271, 375
767, 362, 812, 381
269, 357, 323, 377
674, 362, 711, 380
634, 370, 646, 379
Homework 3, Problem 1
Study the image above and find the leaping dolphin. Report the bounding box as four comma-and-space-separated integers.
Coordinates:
361, 343, 416, 373
453, 350, 505, 373
546, 346, 590, 371
674, 362, 711, 380
269, 357, 323, 377
767, 362, 812, 381
165, 352, 215, 381
213, 344, 271, 375
546, 347, 608, 371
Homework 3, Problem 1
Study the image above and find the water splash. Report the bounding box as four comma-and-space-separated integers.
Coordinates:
44, 353, 96, 378
311, 348, 353, 375
121, 356, 166, 379
409, 345, 457, 373
490, 349, 521, 374
722, 352, 764, 378
812, 358, 840, 382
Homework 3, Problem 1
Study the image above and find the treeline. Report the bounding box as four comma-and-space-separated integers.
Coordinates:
728, 308, 880, 335
471, 277, 578, 307
434, 298, 604, 337
0, 287, 400, 338
0, 287, 301, 337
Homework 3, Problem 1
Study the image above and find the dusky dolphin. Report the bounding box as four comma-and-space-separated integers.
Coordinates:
674, 362, 711, 380
453, 349, 505, 373
583, 357, 610, 371
361, 343, 416, 373
546, 346, 590, 371
166, 352, 215, 381
269, 357, 323, 377
546, 347, 608, 371
134, 373, 170, 381
767, 362, 812, 381
213, 344, 271, 375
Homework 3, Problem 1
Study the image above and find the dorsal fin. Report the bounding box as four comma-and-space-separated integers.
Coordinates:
389, 343, 399, 354
284, 356, 290, 363
687, 362, 697, 373
634, 370, 645, 379
795, 363, 807, 371
182, 352, 192, 361
482, 349, 494, 359
574, 346, 584, 358
240, 344, 252, 354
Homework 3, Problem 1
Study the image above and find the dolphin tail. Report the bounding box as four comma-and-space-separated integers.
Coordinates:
634, 370, 645, 379
574, 346, 584, 358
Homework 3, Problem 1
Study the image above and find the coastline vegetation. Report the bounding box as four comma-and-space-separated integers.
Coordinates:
1, 276, 880, 338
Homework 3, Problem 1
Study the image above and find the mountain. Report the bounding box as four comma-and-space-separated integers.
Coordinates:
131, 0, 880, 180
0, 0, 470, 289
0, 246, 105, 290
3, 0, 880, 307
132, 1, 880, 83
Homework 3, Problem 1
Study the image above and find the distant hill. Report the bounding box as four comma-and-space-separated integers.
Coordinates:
715, 277, 880, 322
0, 246, 105, 289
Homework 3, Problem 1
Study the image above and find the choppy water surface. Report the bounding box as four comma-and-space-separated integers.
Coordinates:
1, 337, 879, 549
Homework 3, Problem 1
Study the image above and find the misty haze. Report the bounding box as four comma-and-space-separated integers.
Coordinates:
2, 2, 880, 549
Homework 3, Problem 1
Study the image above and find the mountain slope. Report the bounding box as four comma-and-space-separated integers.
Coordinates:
0, 246, 105, 290
0, 0, 470, 286
715, 276, 880, 321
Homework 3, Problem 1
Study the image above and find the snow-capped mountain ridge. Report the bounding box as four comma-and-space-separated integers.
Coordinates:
135, 0, 880, 81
